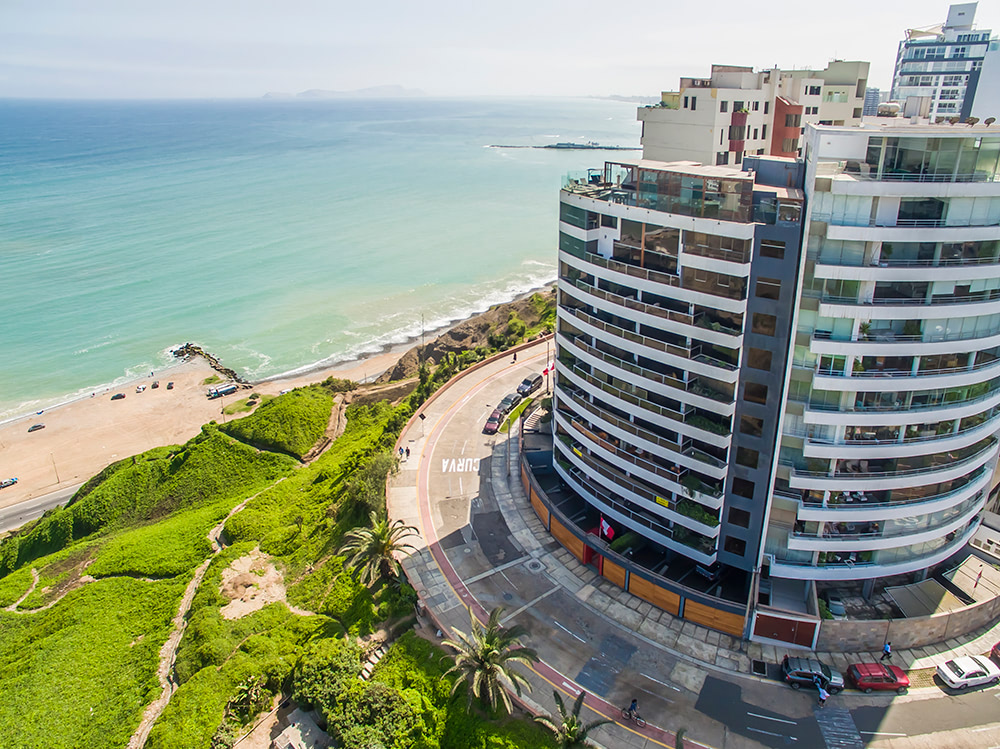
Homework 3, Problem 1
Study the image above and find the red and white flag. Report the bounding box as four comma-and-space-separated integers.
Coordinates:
599, 516, 615, 541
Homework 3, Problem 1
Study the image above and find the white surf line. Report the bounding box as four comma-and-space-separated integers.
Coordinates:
747, 727, 796, 740
859, 731, 907, 737
641, 672, 682, 692
465, 555, 530, 584
971, 726, 995, 733
500, 587, 559, 623
554, 620, 587, 643
747, 712, 797, 725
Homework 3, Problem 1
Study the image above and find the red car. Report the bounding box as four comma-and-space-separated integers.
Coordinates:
847, 662, 910, 694
990, 642, 1000, 663
483, 409, 503, 435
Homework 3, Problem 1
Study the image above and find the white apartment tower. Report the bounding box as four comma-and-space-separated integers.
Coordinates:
891, 2, 995, 121
638, 61, 870, 167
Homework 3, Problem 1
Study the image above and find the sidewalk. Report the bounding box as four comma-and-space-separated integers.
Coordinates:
386, 338, 1000, 748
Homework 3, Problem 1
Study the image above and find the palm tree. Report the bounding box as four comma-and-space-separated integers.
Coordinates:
534, 690, 610, 748
442, 606, 538, 714
337, 511, 418, 586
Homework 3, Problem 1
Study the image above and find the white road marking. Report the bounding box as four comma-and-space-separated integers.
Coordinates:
747, 727, 796, 740
554, 620, 586, 643
458, 477, 463, 494
500, 587, 559, 623
465, 555, 530, 583
440, 458, 481, 473
561, 680, 582, 696
747, 712, 797, 725
461, 439, 467, 455
641, 673, 682, 692
859, 731, 906, 737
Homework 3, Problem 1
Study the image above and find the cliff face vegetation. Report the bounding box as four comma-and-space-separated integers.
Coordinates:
377, 288, 555, 383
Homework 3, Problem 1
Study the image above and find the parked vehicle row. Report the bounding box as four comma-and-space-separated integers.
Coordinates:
482, 388, 531, 435
782, 655, 908, 694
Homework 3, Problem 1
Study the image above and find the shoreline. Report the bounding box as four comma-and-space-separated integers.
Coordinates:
0, 282, 554, 513
0, 280, 556, 427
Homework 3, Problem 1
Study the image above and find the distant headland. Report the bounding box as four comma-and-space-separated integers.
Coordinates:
262, 85, 426, 99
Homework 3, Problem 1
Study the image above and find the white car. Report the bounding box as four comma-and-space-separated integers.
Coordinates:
936, 655, 1000, 690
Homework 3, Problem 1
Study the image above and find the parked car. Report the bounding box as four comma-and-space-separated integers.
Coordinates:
111, 393, 126, 400
781, 655, 844, 693
27, 423, 45, 433
991, 641, 1000, 664
0, 478, 18, 489
497, 393, 523, 415
936, 655, 1000, 690
516, 373, 543, 396
823, 590, 847, 619
166, 382, 174, 390
136, 385, 146, 393
151, 381, 159, 389
483, 409, 503, 435
847, 662, 910, 694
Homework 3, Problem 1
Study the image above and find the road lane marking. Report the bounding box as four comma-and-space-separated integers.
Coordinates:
860, 731, 906, 737
747, 727, 795, 740
440, 457, 480, 472
747, 712, 797, 725
641, 673, 682, 691
465, 555, 530, 583
554, 620, 586, 643
501, 587, 559, 623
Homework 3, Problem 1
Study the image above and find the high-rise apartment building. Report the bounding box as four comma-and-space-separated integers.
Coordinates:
551, 119, 1000, 638
638, 61, 869, 167
890, 2, 994, 120
863, 87, 881, 117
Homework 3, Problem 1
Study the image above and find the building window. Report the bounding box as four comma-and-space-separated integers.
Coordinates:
733, 478, 755, 499
808, 85, 821, 96
716, 152, 729, 165
785, 113, 801, 128
752, 101, 760, 111
744, 382, 768, 403
781, 137, 798, 153
751, 313, 777, 336
691, 96, 697, 111
753, 127, 759, 140
764, 101, 769, 115
720, 130, 724, 145
601, 214, 618, 229
734, 101, 745, 112
757, 148, 764, 155
760, 239, 785, 259
684, 96, 689, 108
735, 151, 742, 164
740, 415, 764, 437
724, 536, 747, 556
720, 101, 728, 113
761, 124, 768, 140
736, 447, 760, 469
728, 507, 751, 528
755, 277, 780, 300
747, 348, 772, 371
853, 108, 862, 119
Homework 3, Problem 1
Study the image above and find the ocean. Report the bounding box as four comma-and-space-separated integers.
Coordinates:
0, 97, 640, 419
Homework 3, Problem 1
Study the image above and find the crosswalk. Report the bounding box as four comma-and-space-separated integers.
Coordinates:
814, 706, 864, 749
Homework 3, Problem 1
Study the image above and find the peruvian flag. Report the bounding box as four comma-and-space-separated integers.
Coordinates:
600, 516, 615, 541
543, 360, 555, 375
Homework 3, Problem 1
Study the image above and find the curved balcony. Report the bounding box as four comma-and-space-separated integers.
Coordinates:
803, 387, 1000, 427
562, 275, 743, 348
558, 332, 735, 416
557, 363, 732, 453
787, 438, 999, 491
559, 305, 739, 382
767, 520, 979, 581
811, 357, 1000, 394
787, 495, 984, 552
818, 290, 1000, 321
811, 326, 1000, 359
553, 448, 719, 564
794, 466, 992, 522
559, 248, 747, 314
554, 385, 729, 487
801, 416, 1000, 459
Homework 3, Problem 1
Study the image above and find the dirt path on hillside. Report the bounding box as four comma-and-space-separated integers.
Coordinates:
127, 478, 286, 749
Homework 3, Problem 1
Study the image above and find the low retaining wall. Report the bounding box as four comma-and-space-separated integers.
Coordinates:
816, 593, 1000, 652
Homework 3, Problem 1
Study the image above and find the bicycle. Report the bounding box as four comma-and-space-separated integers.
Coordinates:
621, 707, 646, 728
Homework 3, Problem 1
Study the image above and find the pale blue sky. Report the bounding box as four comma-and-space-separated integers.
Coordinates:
0, 0, 994, 99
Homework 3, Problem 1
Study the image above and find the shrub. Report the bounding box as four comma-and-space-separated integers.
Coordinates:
221, 387, 333, 459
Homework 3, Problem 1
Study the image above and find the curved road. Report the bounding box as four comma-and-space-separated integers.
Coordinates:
388, 338, 1000, 749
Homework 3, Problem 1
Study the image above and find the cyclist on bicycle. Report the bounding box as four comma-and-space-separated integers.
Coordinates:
627, 698, 638, 718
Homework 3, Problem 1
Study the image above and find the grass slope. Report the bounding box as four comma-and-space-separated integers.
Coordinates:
221, 388, 333, 459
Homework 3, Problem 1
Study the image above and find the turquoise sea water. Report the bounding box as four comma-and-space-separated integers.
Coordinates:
0, 97, 640, 419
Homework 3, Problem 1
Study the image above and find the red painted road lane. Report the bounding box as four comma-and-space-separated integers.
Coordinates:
411, 349, 691, 749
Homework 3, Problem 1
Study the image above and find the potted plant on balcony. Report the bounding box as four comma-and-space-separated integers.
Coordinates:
858, 321, 872, 340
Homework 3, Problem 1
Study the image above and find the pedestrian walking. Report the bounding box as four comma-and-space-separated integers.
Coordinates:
881, 641, 892, 661
405, 446, 410, 460
817, 685, 829, 707
398, 446, 404, 459
512, 351, 517, 364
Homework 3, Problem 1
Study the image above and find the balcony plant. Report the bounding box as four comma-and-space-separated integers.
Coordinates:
676, 500, 720, 527
858, 321, 872, 340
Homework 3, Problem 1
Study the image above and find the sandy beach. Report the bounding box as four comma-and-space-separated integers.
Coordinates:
0, 347, 408, 513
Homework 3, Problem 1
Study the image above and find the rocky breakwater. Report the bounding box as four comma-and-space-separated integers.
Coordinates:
171, 343, 249, 385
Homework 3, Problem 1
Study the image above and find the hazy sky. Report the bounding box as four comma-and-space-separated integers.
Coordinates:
0, 1, 995, 99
